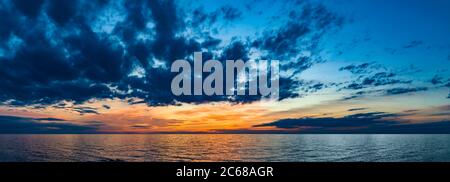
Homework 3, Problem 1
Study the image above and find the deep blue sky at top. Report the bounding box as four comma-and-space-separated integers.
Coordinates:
192, 0, 450, 75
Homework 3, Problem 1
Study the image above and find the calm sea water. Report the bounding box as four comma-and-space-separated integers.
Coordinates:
0, 134, 449, 162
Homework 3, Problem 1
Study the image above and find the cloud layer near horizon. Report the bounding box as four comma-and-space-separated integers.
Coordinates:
253, 111, 450, 134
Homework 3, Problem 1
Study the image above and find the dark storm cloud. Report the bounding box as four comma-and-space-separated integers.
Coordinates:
339, 63, 372, 74
430, 75, 444, 85
50, 105, 103, 115
429, 75, 450, 100
255, 112, 400, 129
35, 117, 66, 121
245, 2, 344, 99
73, 107, 100, 115
0, 0, 344, 107
0, 115, 99, 134
348, 108, 367, 111
253, 112, 450, 134
307, 83, 325, 92
343, 74, 412, 90
341, 91, 367, 101
342, 95, 359, 100
337, 62, 428, 100
252, 3, 344, 59
385, 87, 428, 95
362, 72, 409, 86
47, 0, 79, 25
341, 86, 428, 101
403, 109, 420, 113
12, 0, 44, 18
130, 124, 149, 129
340, 63, 412, 90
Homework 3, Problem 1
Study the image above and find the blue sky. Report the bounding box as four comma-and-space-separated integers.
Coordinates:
0, 0, 449, 133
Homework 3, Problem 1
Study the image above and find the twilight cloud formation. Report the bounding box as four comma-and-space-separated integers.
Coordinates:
0, 115, 98, 134
0, 0, 449, 133
0, 0, 342, 106
253, 111, 450, 134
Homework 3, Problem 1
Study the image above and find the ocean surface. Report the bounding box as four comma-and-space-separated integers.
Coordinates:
0, 134, 450, 162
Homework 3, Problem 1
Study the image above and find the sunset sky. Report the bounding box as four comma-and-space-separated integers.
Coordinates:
0, 0, 449, 133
